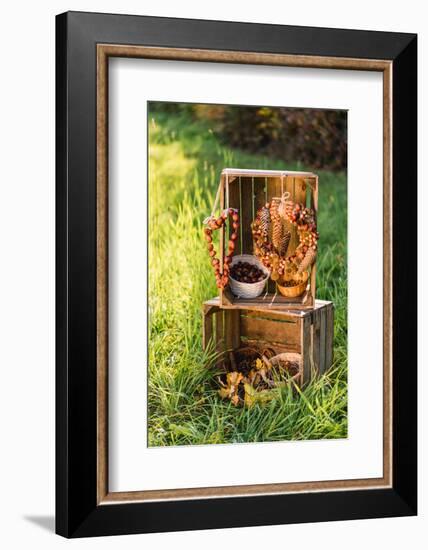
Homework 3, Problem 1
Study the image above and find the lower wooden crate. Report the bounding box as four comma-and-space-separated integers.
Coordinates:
202, 298, 334, 384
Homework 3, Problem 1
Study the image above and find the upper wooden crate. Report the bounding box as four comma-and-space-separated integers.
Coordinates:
217, 168, 319, 310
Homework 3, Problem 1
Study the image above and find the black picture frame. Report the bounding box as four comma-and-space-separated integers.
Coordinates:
56, 11, 417, 538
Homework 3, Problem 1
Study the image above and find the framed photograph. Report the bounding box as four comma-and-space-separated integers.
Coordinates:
56, 11, 417, 538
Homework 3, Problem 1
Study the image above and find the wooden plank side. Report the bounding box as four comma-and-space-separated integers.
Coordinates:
243, 338, 299, 355
253, 177, 267, 216
219, 175, 225, 276
202, 305, 215, 350
319, 304, 327, 375
301, 316, 312, 384
244, 309, 301, 323
203, 297, 329, 312
240, 177, 254, 255
311, 308, 321, 374
219, 300, 312, 311
228, 177, 241, 254
220, 286, 234, 307
240, 314, 301, 349
225, 309, 241, 351
324, 303, 334, 373
215, 310, 225, 365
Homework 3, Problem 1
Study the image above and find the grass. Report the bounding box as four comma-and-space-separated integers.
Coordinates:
148, 109, 347, 446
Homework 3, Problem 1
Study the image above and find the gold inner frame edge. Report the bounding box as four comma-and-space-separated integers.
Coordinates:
96, 44, 393, 505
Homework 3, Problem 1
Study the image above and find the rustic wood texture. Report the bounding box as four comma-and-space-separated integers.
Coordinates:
240, 314, 301, 350
325, 303, 334, 372
218, 170, 317, 308
311, 308, 321, 375
301, 315, 312, 383
202, 304, 216, 349
203, 298, 333, 382
319, 303, 327, 375
240, 177, 254, 254
309, 175, 319, 302
215, 309, 224, 363
228, 176, 242, 254
226, 309, 241, 351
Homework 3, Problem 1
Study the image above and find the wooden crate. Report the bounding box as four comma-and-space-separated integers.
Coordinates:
202, 298, 334, 384
217, 168, 319, 309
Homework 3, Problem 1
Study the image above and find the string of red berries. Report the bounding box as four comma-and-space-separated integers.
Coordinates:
281, 200, 318, 271
204, 208, 240, 289
252, 197, 319, 279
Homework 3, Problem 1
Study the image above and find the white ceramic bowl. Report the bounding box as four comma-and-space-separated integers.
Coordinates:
229, 254, 270, 299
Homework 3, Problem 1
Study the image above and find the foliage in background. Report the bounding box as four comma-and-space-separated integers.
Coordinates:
148, 106, 347, 447
150, 102, 347, 171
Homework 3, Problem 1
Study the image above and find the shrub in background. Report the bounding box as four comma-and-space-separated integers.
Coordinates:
149, 102, 347, 172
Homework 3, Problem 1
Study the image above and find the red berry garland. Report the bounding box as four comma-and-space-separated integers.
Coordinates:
204, 208, 240, 289
252, 197, 318, 280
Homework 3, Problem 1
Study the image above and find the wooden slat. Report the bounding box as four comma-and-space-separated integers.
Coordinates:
311, 308, 321, 374
220, 286, 234, 307
240, 314, 301, 349
240, 177, 253, 254
204, 296, 329, 311
253, 177, 267, 215
325, 303, 334, 372
228, 177, 241, 255
202, 314, 213, 350
244, 309, 300, 323
225, 309, 241, 351
319, 304, 326, 375
301, 316, 312, 383
242, 339, 299, 354
215, 310, 225, 364
219, 290, 311, 310
294, 177, 307, 205
222, 168, 317, 178
309, 175, 318, 301
219, 176, 225, 275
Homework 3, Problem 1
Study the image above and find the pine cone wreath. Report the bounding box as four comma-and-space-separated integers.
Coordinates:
279, 200, 294, 221
271, 216, 283, 251
268, 198, 281, 250
269, 198, 280, 218
259, 206, 271, 240
279, 229, 291, 257
298, 247, 317, 273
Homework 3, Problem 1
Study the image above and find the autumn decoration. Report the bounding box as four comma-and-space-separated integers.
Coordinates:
252, 192, 318, 295
203, 208, 240, 289
217, 347, 301, 407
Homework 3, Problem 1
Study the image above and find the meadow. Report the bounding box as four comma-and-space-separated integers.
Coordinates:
148, 108, 347, 446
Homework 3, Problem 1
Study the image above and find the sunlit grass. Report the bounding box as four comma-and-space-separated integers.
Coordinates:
148, 109, 347, 446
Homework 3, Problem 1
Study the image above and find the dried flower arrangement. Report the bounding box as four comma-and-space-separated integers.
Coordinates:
252, 192, 318, 294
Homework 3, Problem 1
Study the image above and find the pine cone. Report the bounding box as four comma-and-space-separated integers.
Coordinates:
259, 206, 271, 240
272, 216, 283, 250
298, 247, 317, 273
279, 229, 291, 257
